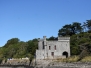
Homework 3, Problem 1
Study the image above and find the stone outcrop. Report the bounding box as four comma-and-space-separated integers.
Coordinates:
32, 59, 91, 68
1, 58, 30, 65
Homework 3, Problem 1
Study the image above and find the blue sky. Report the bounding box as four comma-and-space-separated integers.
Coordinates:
0, 0, 91, 46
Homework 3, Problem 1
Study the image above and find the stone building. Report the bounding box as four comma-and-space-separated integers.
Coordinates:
36, 36, 70, 60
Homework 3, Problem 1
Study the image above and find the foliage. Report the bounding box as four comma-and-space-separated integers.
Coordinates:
0, 38, 38, 62
47, 36, 58, 40
58, 22, 83, 36
27, 39, 38, 55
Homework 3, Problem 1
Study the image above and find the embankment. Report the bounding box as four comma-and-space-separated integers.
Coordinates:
0, 65, 34, 68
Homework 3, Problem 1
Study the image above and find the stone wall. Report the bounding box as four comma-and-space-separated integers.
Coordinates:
36, 36, 70, 60
46, 62, 91, 68
1, 58, 30, 65
35, 62, 91, 68
1, 59, 91, 68
32, 59, 91, 68
0, 65, 34, 68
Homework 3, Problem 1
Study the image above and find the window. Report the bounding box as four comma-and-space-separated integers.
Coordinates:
42, 41, 45, 49
54, 45, 56, 50
51, 52, 54, 56
49, 46, 51, 50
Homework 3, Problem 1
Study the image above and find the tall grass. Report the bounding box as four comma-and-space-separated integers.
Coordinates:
54, 56, 79, 62
81, 56, 91, 62
55, 56, 91, 62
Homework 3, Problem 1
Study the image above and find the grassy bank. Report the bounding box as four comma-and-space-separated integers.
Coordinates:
54, 56, 91, 63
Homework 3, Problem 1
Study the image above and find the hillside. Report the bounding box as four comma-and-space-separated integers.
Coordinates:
0, 19, 91, 63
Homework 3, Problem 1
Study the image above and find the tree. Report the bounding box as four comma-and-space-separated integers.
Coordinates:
78, 43, 91, 61
48, 36, 58, 40
71, 22, 83, 34
58, 22, 82, 36
82, 22, 87, 32
4, 38, 20, 47
27, 39, 38, 55
15, 41, 29, 58
86, 20, 91, 32
58, 24, 72, 36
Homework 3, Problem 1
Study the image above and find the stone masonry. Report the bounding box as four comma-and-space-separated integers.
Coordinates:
36, 36, 70, 60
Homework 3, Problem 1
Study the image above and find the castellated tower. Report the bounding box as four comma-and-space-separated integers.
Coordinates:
36, 36, 70, 60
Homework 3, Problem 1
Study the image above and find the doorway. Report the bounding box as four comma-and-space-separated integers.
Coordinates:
62, 51, 68, 58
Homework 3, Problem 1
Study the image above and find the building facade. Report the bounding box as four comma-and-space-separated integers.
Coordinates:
36, 36, 70, 60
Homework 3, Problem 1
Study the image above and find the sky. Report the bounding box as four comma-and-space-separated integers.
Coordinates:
0, 0, 91, 46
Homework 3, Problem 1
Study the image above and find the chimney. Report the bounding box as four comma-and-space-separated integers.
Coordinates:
43, 36, 46, 45
43, 36, 46, 41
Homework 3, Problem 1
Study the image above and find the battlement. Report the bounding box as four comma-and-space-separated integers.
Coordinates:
58, 37, 70, 41
38, 36, 46, 41
38, 36, 70, 41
